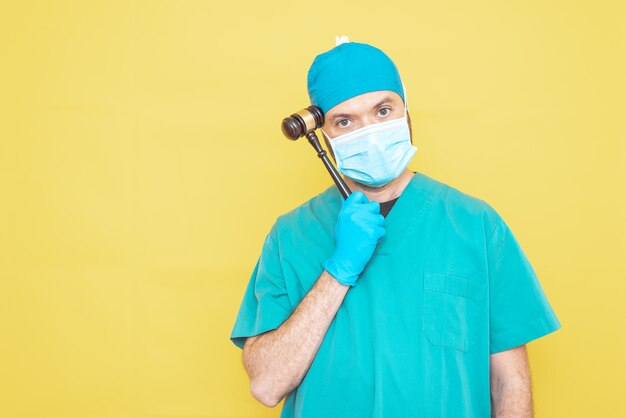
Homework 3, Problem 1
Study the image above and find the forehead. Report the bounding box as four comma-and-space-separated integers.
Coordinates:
324, 90, 403, 117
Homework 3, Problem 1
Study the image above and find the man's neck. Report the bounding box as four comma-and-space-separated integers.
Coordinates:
343, 169, 415, 203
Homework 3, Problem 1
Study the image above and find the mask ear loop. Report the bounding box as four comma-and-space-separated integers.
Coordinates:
400, 79, 417, 152
320, 126, 332, 142
320, 127, 337, 158
401, 79, 408, 118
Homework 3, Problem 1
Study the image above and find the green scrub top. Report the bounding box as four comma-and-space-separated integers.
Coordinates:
230, 171, 561, 417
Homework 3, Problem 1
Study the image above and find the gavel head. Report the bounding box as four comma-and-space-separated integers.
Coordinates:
281, 106, 324, 140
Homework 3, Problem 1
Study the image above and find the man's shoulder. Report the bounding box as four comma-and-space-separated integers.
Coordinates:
421, 172, 502, 227
269, 184, 339, 237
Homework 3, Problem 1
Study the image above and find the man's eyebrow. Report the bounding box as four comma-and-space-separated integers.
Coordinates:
330, 112, 352, 122
371, 96, 394, 110
329, 96, 395, 122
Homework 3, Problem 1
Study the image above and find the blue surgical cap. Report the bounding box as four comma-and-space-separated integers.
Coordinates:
307, 41, 405, 114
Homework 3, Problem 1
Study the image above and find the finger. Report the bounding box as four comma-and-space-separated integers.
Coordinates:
350, 190, 368, 204
362, 212, 385, 226
374, 226, 386, 239
344, 190, 366, 207
357, 200, 380, 213
366, 200, 381, 213
353, 211, 384, 226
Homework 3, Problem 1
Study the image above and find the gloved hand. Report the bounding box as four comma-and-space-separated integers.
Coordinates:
324, 190, 386, 286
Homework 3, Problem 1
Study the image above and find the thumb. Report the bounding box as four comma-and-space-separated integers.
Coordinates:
347, 190, 368, 206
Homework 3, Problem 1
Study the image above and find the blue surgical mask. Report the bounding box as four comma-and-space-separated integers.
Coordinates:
321, 91, 417, 188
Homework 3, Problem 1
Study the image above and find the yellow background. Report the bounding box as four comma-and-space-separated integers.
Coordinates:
1, 1, 624, 417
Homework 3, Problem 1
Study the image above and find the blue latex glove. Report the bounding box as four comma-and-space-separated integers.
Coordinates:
324, 190, 386, 286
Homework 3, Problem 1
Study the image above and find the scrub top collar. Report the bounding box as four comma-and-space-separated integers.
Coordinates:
375, 171, 440, 255
324, 171, 441, 255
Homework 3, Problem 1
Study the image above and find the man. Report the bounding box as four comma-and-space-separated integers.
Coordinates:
229, 38, 561, 418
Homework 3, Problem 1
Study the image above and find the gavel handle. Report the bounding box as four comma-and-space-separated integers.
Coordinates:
305, 131, 351, 200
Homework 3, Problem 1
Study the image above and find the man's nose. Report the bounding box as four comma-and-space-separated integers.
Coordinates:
360, 115, 379, 127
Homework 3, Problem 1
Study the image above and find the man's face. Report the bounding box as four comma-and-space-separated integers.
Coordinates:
321, 90, 412, 161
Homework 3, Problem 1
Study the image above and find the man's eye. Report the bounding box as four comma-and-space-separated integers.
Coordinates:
337, 119, 351, 128
378, 107, 391, 117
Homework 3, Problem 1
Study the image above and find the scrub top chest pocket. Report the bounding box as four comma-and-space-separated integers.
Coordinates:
421, 271, 487, 353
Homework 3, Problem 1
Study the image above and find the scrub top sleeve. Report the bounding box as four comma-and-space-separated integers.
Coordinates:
487, 217, 562, 354
229, 230, 293, 350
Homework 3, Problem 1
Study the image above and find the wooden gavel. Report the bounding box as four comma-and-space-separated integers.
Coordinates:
281, 105, 352, 200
